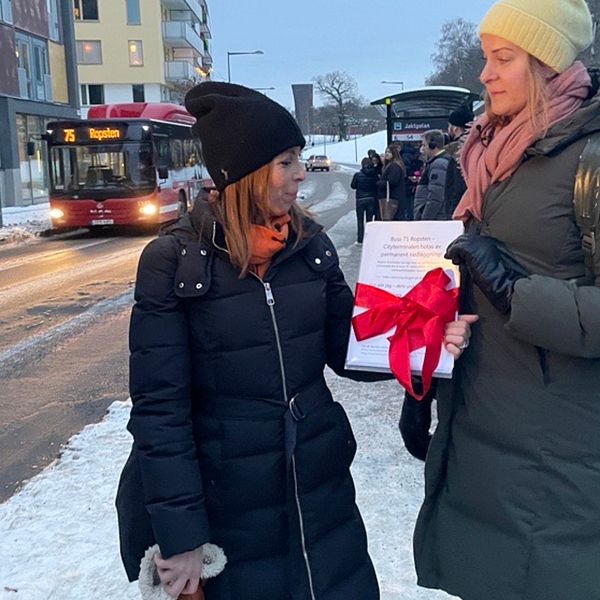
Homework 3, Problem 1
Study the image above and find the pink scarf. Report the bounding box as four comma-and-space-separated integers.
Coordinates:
454, 61, 591, 222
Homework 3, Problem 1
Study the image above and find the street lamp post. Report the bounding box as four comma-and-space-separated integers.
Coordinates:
227, 50, 264, 83
381, 80, 404, 91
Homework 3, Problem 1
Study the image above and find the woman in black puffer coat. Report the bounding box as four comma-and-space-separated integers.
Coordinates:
117, 82, 470, 600
377, 145, 407, 221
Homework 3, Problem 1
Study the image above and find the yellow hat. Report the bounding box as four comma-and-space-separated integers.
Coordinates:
479, 0, 594, 72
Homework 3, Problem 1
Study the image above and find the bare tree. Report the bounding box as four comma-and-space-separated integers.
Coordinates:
426, 18, 484, 94
313, 71, 358, 141
168, 77, 203, 105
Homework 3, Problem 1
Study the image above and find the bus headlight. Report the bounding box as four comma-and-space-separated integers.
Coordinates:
50, 208, 64, 219
139, 203, 158, 216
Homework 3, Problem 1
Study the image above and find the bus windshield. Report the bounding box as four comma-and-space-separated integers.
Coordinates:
49, 142, 156, 199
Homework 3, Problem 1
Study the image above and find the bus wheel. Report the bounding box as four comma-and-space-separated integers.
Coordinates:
177, 191, 188, 217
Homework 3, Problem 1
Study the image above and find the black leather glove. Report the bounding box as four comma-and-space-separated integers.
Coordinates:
399, 388, 434, 461
445, 234, 528, 314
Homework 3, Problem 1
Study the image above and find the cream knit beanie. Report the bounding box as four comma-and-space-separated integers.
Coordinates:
479, 0, 594, 72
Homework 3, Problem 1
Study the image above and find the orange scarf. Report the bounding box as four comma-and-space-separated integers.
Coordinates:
248, 214, 291, 278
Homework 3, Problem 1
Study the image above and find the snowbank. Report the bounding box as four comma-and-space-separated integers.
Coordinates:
0, 204, 51, 245
303, 130, 388, 166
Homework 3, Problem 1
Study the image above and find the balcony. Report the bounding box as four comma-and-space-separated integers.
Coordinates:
202, 51, 212, 69
160, 0, 202, 20
165, 61, 197, 82
199, 22, 211, 39
162, 20, 203, 55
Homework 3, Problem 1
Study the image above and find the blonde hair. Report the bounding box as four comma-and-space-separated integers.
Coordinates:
484, 55, 552, 138
210, 163, 306, 277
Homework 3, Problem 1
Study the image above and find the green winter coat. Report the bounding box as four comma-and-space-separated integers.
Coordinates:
414, 95, 600, 600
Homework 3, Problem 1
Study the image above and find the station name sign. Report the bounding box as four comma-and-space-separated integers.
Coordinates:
391, 117, 450, 142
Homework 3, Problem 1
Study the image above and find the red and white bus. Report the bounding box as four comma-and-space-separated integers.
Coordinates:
45, 102, 210, 229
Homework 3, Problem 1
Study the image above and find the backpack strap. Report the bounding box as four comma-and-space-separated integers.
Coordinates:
573, 133, 600, 285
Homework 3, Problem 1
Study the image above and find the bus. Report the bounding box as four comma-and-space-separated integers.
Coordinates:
45, 102, 210, 229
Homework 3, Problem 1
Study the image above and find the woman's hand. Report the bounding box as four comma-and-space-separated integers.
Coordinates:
154, 546, 204, 599
444, 314, 479, 358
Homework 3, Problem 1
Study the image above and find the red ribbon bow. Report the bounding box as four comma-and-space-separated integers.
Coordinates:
351, 268, 458, 400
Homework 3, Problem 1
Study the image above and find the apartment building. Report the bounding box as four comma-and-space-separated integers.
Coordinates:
0, 0, 79, 208
75, 0, 212, 116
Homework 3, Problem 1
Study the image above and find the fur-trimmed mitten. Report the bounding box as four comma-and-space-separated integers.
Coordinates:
138, 543, 227, 600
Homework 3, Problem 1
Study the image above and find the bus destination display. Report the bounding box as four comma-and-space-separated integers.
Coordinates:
61, 126, 123, 143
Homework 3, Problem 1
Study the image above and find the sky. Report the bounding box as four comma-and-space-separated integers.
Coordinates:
207, 0, 494, 110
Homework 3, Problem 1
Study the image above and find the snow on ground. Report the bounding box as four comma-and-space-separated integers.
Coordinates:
303, 130, 388, 166
310, 181, 348, 214
0, 209, 457, 600
0, 203, 51, 244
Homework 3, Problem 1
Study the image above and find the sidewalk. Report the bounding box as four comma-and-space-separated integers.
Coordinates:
0, 228, 456, 600
0, 203, 51, 243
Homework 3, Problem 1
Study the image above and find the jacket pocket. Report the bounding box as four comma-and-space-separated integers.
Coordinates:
332, 402, 358, 467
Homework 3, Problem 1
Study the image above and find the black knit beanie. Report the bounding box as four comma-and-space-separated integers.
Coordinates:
184, 82, 306, 191
448, 105, 474, 128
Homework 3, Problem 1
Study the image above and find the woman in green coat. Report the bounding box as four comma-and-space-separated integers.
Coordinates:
412, 1, 600, 599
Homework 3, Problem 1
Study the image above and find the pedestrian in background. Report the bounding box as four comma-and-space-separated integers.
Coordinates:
445, 104, 474, 160
413, 130, 454, 220
370, 151, 383, 178
377, 145, 407, 220
350, 156, 379, 244
399, 142, 422, 220
412, 1, 600, 599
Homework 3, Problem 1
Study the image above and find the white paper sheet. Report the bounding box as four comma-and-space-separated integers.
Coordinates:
345, 220, 464, 378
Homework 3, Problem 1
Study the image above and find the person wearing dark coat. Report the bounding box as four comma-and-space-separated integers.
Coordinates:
445, 104, 474, 161
350, 157, 378, 243
411, 1, 600, 599
376, 145, 407, 220
115, 82, 471, 600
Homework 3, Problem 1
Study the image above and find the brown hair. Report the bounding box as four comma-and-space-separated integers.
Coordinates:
210, 163, 306, 277
483, 54, 552, 138
384, 144, 407, 175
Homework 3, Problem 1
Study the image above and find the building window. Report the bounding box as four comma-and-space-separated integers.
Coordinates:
16, 34, 51, 101
132, 84, 145, 102
128, 40, 143, 66
17, 114, 50, 203
81, 84, 104, 105
47, 0, 61, 41
76, 40, 102, 64
73, 0, 98, 20
0, 0, 13, 24
126, 0, 140, 24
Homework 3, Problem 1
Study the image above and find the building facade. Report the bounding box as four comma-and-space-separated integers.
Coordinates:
0, 0, 80, 208
75, 0, 212, 116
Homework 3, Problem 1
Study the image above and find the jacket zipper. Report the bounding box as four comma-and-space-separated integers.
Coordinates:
257, 276, 317, 600
211, 223, 316, 598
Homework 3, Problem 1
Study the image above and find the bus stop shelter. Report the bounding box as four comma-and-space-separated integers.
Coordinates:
371, 86, 481, 146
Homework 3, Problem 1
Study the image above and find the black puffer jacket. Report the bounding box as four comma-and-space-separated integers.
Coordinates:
116, 201, 381, 600
350, 164, 378, 200
376, 161, 406, 202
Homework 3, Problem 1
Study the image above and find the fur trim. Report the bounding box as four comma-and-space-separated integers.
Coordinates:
139, 544, 227, 600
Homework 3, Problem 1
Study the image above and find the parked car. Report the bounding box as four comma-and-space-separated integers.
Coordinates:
305, 155, 331, 172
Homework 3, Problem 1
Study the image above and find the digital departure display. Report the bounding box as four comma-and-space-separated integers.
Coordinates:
61, 126, 123, 143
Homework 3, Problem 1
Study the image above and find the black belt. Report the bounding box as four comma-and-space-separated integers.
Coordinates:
198, 377, 333, 465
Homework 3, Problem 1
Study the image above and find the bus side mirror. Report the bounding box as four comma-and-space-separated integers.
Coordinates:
157, 166, 169, 180
26, 141, 36, 156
